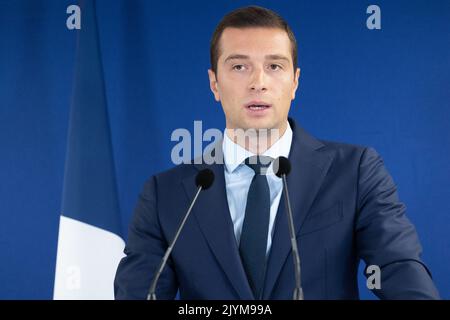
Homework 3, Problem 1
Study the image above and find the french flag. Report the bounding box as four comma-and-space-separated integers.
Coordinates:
54, 0, 125, 299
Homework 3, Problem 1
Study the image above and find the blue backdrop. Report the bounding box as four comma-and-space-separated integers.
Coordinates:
0, 0, 449, 299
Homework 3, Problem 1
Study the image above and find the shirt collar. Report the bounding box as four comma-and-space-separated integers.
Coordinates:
222, 121, 293, 174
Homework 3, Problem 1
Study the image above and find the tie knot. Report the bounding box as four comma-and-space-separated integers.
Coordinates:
245, 156, 273, 175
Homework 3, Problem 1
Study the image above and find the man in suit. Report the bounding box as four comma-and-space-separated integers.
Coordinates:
114, 6, 439, 299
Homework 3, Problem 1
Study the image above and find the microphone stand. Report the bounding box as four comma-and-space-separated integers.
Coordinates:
147, 186, 203, 300
281, 174, 304, 300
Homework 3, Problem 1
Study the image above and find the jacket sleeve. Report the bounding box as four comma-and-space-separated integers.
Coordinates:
114, 176, 178, 299
355, 147, 440, 299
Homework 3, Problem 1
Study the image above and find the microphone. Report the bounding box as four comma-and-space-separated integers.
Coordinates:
274, 156, 304, 300
147, 169, 215, 300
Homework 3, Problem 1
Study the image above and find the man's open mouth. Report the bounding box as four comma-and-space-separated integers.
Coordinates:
245, 101, 272, 111
247, 104, 270, 110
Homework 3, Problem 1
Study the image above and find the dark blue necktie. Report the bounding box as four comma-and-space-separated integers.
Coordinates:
239, 155, 272, 299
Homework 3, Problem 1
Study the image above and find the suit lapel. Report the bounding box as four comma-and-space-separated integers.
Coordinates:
181, 119, 335, 300
262, 119, 335, 299
182, 162, 254, 300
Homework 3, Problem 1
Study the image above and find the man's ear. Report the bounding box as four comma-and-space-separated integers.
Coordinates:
208, 69, 220, 102
291, 67, 301, 100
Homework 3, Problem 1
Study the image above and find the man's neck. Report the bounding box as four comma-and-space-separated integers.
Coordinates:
225, 122, 288, 155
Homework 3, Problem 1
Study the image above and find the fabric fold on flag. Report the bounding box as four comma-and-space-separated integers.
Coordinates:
54, 0, 125, 300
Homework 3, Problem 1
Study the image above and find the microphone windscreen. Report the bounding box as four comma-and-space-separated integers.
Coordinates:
274, 156, 291, 177
195, 169, 215, 189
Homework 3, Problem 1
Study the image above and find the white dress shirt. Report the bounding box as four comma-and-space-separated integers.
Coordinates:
222, 122, 293, 255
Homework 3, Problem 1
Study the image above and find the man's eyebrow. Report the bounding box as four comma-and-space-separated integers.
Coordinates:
224, 54, 250, 63
223, 54, 290, 63
265, 54, 290, 62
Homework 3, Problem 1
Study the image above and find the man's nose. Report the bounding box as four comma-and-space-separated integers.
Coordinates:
248, 67, 267, 92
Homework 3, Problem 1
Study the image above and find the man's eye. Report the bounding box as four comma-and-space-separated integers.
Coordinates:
232, 65, 246, 71
269, 64, 282, 71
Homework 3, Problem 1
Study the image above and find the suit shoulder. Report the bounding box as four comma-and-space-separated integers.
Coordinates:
320, 138, 367, 153
142, 163, 196, 186
317, 138, 374, 163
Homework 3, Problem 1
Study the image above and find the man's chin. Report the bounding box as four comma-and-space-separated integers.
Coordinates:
242, 120, 280, 132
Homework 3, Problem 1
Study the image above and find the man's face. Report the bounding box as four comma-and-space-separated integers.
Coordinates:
208, 27, 300, 133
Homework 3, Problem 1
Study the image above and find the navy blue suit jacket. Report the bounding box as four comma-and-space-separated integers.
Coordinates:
114, 118, 439, 299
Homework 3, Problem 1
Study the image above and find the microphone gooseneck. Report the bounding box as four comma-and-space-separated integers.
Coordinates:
147, 169, 215, 300
275, 156, 304, 300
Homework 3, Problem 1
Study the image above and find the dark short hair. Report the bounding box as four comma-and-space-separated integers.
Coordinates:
210, 6, 298, 75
